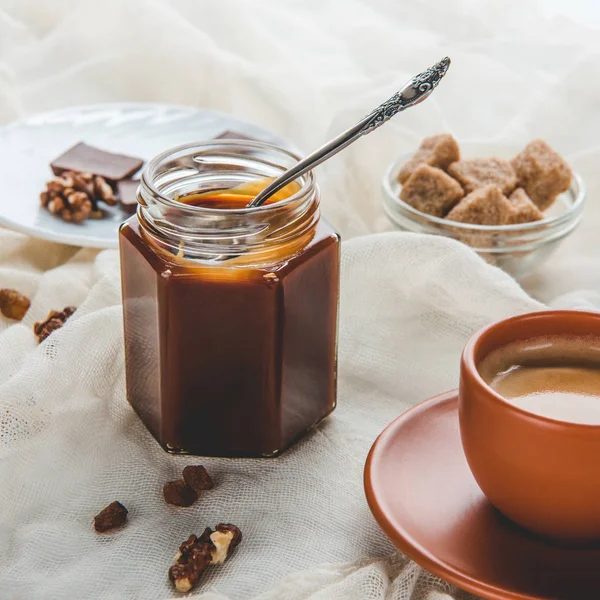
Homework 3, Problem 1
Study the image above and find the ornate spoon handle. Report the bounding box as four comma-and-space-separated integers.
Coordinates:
247, 57, 451, 208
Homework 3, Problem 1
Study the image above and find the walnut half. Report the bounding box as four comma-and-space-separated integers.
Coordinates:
0, 289, 30, 321
169, 531, 213, 593
168, 524, 242, 593
33, 306, 76, 343
210, 524, 242, 564
40, 171, 117, 223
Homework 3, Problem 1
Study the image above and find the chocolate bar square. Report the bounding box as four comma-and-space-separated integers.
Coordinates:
51, 142, 143, 183
116, 179, 140, 215
213, 130, 259, 141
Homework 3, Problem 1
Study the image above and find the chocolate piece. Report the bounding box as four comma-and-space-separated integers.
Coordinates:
33, 306, 76, 343
448, 158, 517, 195
94, 501, 128, 533
116, 179, 140, 215
182, 465, 214, 493
0, 289, 30, 321
400, 164, 464, 217
51, 142, 143, 183
163, 480, 198, 507
511, 140, 572, 210
445, 185, 513, 225
213, 130, 259, 141
398, 134, 460, 184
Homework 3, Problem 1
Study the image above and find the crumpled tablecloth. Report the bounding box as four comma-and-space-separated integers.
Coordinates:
0, 1, 599, 599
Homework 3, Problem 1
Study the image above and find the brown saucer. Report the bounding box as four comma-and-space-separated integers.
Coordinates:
364, 391, 600, 600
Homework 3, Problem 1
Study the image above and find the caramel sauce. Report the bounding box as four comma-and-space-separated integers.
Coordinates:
177, 178, 301, 209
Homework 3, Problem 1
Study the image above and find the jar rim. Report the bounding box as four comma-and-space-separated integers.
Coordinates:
140, 139, 315, 215
136, 139, 320, 263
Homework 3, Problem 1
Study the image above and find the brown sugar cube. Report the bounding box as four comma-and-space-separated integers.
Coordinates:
457, 232, 497, 256
445, 185, 513, 225
447, 158, 517, 195
507, 188, 544, 224
399, 164, 464, 217
511, 140, 572, 211
397, 134, 460, 183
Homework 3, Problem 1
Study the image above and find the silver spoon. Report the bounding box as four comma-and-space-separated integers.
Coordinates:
247, 56, 451, 208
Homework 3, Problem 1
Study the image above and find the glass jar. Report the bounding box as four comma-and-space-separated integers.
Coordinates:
119, 141, 340, 457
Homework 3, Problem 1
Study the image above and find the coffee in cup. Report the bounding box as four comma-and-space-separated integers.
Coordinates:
478, 334, 600, 425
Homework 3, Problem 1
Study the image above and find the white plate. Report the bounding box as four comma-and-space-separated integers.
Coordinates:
0, 102, 293, 249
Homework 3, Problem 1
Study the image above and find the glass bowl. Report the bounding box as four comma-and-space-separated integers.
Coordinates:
382, 143, 586, 279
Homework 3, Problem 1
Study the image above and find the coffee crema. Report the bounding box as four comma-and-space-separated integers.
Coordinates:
478, 335, 600, 425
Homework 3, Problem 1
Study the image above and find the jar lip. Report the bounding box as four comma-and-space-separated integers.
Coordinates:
141, 139, 315, 214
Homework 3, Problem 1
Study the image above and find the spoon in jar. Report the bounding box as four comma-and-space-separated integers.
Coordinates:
246, 56, 451, 208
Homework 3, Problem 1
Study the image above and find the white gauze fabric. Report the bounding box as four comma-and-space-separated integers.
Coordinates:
0, 233, 540, 600
0, 1, 599, 599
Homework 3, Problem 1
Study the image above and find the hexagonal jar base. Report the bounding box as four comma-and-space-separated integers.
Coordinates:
119, 217, 339, 458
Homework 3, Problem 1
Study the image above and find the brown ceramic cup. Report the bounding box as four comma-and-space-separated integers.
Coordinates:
459, 310, 600, 543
